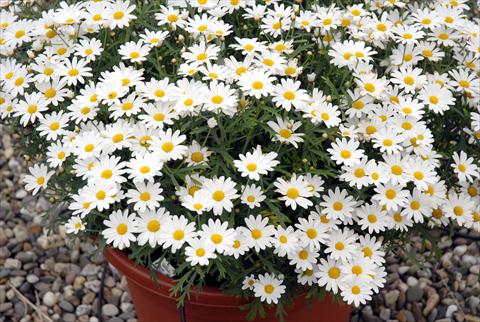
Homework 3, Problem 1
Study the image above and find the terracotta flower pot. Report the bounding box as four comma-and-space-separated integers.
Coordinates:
105, 247, 351, 322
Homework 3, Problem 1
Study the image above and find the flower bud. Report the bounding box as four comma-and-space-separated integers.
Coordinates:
207, 117, 217, 128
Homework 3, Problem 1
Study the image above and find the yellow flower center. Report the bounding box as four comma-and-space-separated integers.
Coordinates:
101, 169, 112, 179
211, 234, 223, 244
340, 150, 351, 159
364, 83, 375, 93
68, 68, 79, 77
279, 129, 292, 138
351, 286, 361, 295
15, 77, 25, 87
196, 53, 208, 61
161, 142, 174, 152
96, 190, 106, 200
422, 49, 432, 57
129, 51, 140, 59
212, 190, 225, 201
403, 76, 414, 86
328, 267, 341, 279
298, 250, 309, 260
139, 192, 151, 201
377, 23, 387, 31
15, 30, 25, 38
385, 189, 396, 199
168, 15, 178, 23
252, 81, 263, 90
333, 201, 343, 211
173, 229, 184, 240
211, 95, 223, 104
391, 165, 403, 175
263, 59, 274, 66
352, 265, 363, 275
410, 201, 420, 210
116, 223, 128, 235
144, 88, 161, 99
153, 113, 165, 121
147, 220, 160, 232
112, 133, 124, 143
287, 188, 300, 199
251, 229, 262, 239
283, 91, 295, 100
84, 144, 94, 152
306, 228, 317, 239
122, 102, 134, 111
354, 168, 365, 178
113, 11, 125, 20
352, 100, 364, 110
413, 171, 424, 180
191, 152, 204, 163
453, 206, 464, 216
363, 247, 372, 257
264, 284, 274, 294
49, 122, 60, 131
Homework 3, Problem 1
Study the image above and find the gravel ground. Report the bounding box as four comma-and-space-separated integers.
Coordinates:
0, 124, 479, 322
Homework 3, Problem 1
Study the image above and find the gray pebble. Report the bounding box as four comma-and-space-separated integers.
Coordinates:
454, 245, 468, 256
0, 247, 11, 259
384, 290, 400, 307
106, 318, 123, 322
76, 304, 92, 316
470, 265, 480, 275
63, 313, 76, 322
379, 307, 391, 321
42, 291, 58, 307
16, 251, 34, 263
120, 302, 134, 313
406, 276, 418, 287
4, 258, 21, 270
13, 225, 28, 243
398, 265, 410, 275
463, 255, 478, 267
26, 274, 39, 284
14, 189, 27, 199
102, 304, 119, 316
467, 296, 480, 314
59, 300, 74, 312
427, 308, 438, 322
445, 304, 458, 318
0, 302, 13, 313
406, 285, 424, 302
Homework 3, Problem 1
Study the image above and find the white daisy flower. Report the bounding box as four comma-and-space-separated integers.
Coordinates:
24, 164, 54, 195
102, 210, 137, 250
253, 273, 286, 304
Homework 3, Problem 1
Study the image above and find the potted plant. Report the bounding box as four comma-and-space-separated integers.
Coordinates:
2, 0, 479, 321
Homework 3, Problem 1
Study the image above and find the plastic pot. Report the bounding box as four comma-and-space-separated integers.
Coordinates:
104, 247, 351, 322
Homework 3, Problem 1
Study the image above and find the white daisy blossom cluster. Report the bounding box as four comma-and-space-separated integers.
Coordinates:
2, 0, 479, 311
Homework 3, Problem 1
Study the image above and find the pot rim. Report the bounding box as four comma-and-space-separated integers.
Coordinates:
104, 246, 254, 307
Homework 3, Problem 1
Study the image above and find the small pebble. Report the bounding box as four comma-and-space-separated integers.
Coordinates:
42, 292, 58, 307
